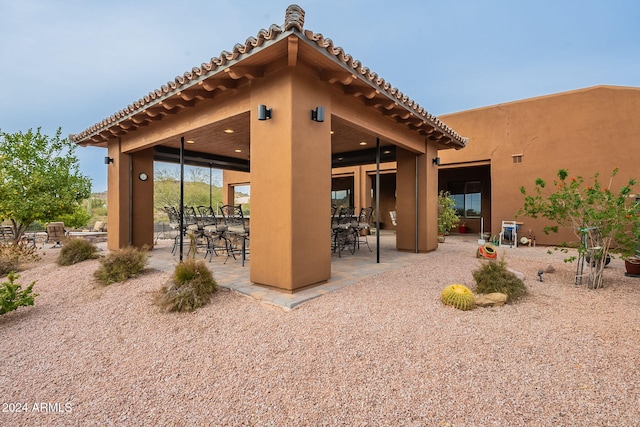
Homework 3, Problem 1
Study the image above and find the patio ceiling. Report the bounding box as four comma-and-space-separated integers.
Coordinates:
150, 112, 397, 171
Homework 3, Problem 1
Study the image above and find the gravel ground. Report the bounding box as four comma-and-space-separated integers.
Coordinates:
1, 239, 639, 426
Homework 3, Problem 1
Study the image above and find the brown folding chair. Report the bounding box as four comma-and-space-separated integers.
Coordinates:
45, 222, 67, 248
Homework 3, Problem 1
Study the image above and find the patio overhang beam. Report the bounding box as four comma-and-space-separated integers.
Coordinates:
332, 145, 396, 168
153, 146, 250, 172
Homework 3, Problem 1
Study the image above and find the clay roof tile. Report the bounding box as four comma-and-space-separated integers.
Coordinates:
71, 4, 466, 147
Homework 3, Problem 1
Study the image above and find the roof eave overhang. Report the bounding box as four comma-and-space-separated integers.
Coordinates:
298, 30, 467, 149
70, 4, 467, 150
70, 25, 291, 146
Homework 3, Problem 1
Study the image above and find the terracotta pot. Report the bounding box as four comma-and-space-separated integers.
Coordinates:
438, 234, 446, 243
624, 258, 640, 276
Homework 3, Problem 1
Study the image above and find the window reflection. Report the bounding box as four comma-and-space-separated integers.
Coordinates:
449, 181, 481, 218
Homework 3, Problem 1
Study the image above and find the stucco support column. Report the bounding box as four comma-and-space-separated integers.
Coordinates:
106, 141, 130, 251
396, 145, 438, 252
131, 149, 154, 248
250, 69, 331, 291
106, 145, 155, 250
424, 143, 440, 251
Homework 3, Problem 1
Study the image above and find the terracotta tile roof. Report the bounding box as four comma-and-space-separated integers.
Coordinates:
301, 29, 466, 147
71, 4, 467, 148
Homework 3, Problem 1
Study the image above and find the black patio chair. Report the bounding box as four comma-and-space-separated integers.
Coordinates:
183, 206, 209, 257
199, 206, 228, 262
353, 207, 374, 252
220, 204, 250, 266
164, 206, 182, 255
332, 206, 357, 257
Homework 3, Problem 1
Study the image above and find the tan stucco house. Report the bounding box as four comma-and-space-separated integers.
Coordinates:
438, 85, 640, 246
71, 5, 467, 292
278, 85, 637, 247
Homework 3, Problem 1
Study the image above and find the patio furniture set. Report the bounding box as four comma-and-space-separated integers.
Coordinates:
1, 223, 68, 248
164, 205, 250, 266
331, 206, 374, 257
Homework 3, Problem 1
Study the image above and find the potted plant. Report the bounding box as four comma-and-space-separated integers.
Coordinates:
520, 168, 640, 288
438, 190, 460, 243
624, 256, 640, 276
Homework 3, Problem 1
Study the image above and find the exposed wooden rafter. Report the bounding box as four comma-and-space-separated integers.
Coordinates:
344, 85, 378, 99
131, 115, 149, 125
159, 99, 196, 110
199, 79, 237, 92
224, 66, 264, 80
117, 120, 137, 131
178, 89, 215, 101
428, 132, 444, 141
321, 71, 357, 85
143, 108, 162, 118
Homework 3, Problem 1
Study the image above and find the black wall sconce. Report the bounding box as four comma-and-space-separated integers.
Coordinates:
311, 106, 325, 122
104, 156, 114, 165
257, 104, 272, 120
432, 157, 441, 166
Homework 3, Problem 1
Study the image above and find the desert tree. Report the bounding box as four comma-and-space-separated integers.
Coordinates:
0, 128, 91, 241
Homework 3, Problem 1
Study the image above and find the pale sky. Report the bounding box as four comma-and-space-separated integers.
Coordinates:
1, 0, 639, 192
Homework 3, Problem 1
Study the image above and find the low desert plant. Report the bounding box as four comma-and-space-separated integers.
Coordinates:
1, 272, 38, 315
94, 246, 149, 285
472, 257, 526, 302
0, 242, 41, 277
156, 259, 217, 312
441, 284, 475, 311
57, 238, 100, 266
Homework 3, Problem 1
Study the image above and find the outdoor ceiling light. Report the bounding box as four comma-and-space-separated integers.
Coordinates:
104, 156, 114, 165
258, 104, 272, 120
311, 106, 325, 122
432, 157, 441, 166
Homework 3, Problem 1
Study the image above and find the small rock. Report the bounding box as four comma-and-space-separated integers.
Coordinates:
475, 292, 508, 307
545, 265, 556, 273
507, 267, 525, 281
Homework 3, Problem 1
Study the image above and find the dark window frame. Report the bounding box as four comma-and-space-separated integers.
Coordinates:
449, 180, 482, 219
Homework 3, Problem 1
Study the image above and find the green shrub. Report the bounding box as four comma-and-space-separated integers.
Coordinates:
472, 257, 527, 302
57, 238, 100, 266
156, 259, 217, 312
55, 205, 92, 230
0, 242, 41, 277
1, 272, 38, 315
94, 246, 149, 285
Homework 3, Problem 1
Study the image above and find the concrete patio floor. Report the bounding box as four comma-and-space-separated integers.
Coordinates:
147, 231, 431, 310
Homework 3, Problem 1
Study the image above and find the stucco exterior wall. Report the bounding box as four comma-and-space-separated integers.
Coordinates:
439, 86, 640, 246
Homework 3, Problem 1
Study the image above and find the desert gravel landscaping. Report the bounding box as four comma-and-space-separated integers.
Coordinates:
1, 237, 639, 426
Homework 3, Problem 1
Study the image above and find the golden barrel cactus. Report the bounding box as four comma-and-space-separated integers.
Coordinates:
441, 284, 475, 311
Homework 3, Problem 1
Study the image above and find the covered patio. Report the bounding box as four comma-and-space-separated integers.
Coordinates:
71, 5, 466, 292
147, 230, 427, 310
